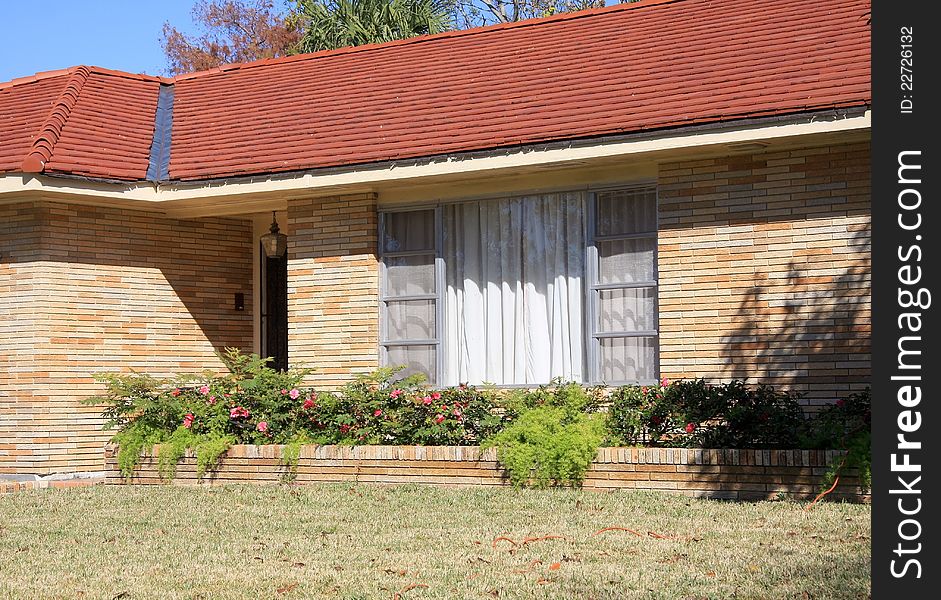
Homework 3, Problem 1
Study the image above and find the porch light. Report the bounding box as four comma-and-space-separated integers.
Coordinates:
261, 212, 287, 258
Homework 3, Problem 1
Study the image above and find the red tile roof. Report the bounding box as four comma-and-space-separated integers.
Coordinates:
0, 0, 871, 183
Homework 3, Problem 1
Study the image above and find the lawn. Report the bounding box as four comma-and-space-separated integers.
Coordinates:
0, 484, 870, 599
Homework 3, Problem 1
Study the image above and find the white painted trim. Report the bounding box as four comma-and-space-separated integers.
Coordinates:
0, 111, 870, 212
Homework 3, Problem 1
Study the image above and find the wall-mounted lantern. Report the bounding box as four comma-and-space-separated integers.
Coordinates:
260, 211, 287, 258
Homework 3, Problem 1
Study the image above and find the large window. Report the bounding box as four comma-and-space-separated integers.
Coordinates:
379, 185, 657, 386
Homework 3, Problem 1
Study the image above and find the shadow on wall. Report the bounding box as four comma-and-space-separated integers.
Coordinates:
0, 202, 254, 356
720, 225, 871, 403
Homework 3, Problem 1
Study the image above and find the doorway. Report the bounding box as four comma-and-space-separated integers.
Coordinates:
261, 248, 288, 371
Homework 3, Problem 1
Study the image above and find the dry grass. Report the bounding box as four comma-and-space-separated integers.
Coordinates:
0, 484, 869, 599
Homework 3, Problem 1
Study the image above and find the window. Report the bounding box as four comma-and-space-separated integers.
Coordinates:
379, 184, 657, 386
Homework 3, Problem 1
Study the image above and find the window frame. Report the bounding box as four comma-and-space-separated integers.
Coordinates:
377, 206, 444, 384
585, 182, 660, 386
378, 181, 659, 387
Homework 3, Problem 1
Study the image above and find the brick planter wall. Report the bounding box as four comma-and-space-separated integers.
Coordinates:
104, 445, 868, 502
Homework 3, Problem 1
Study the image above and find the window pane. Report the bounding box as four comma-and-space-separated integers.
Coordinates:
597, 287, 656, 333
385, 345, 436, 384
598, 238, 656, 284
599, 337, 657, 383
596, 187, 656, 236
385, 300, 435, 341
383, 210, 435, 253
384, 255, 435, 297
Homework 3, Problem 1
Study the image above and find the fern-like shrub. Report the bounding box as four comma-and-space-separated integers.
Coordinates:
484, 384, 605, 488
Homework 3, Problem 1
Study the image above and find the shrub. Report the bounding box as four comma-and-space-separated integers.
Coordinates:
483, 384, 606, 488
606, 379, 807, 448
802, 388, 871, 489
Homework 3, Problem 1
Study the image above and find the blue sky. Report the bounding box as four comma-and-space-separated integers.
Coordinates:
0, 1, 622, 83
1, 1, 197, 82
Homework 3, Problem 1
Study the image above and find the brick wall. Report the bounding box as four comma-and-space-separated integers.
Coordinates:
104, 444, 868, 502
0, 201, 253, 474
657, 141, 871, 405
287, 194, 379, 388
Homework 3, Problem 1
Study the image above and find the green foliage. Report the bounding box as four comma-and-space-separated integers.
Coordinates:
606, 378, 806, 448
484, 386, 605, 488
294, 0, 451, 52
803, 388, 871, 490
89, 351, 868, 492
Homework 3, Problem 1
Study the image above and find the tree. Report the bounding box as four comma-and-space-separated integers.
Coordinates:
161, 0, 300, 75
292, 0, 452, 53
451, 0, 606, 29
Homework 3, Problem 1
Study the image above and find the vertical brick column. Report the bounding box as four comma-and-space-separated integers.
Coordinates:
656, 141, 871, 405
287, 194, 380, 388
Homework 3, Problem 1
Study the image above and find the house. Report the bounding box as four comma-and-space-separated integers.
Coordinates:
0, 0, 871, 475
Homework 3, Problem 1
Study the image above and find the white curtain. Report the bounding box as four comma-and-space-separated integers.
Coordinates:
443, 192, 586, 385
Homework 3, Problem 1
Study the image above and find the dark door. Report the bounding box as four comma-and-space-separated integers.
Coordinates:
262, 250, 288, 371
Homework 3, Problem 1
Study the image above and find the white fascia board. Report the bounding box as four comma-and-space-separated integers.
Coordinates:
0, 110, 870, 208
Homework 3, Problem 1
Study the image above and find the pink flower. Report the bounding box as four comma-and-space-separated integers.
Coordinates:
198, 385, 210, 396
289, 388, 300, 400
685, 422, 696, 434
256, 421, 268, 433
374, 409, 383, 417
390, 389, 403, 399
641, 386, 648, 395
230, 406, 250, 419
440, 405, 448, 412
422, 396, 433, 405
452, 409, 462, 417
182, 413, 194, 428
431, 392, 441, 401
303, 398, 315, 410
208, 395, 217, 405
661, 378, 669, 387
434, 414, 445, 424
171, 388, 181, 397
281, 389, 289, 395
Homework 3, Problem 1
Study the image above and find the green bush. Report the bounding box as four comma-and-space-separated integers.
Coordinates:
606, 378, 806, 448
88, 352, 867, 490
483, 384, 606, 488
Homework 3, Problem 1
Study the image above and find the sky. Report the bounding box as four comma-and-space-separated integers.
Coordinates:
0, 1, 624, 83
0, 1, 197, 82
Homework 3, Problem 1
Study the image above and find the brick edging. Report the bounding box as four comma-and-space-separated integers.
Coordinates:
104, 445, 869, 502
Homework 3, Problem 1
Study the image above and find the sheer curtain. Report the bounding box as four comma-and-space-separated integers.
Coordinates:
443, 192, 586, 385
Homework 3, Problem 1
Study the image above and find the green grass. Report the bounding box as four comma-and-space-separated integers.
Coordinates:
0, 484, 870, 599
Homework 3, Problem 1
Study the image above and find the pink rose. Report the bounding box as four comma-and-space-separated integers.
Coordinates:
289, 389, 300, 400
198, 385, 210, 396
431, 392, 441, 401
661, 378, 669, 387
171, 388, 181, 397
434, 414, 445, 424
230, 406, 249, 419
208, 395, 216, 405
422, 396, 433, 405
390, 389, 403, 399
303, 398, 315, 410
280, 389, 288, 395
685, 423, 696, 434
374, 409, 383, 417
256, 421, 268, 433
182, 413, 194, 428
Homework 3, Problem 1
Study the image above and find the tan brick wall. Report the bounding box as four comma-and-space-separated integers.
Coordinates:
104, 444, 868, 501
0, 201, 253, 474
657, 141, 871, 404
287, 194, 379, 388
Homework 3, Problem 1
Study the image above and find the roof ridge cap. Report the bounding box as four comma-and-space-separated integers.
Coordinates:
171, 0, 687, 81
21, 66, 92, 173
0, 66, 80, 91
